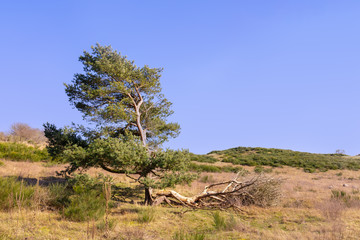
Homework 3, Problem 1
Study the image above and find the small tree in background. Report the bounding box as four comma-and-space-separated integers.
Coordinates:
8, 123, 46, 144
335, 149, 346, 155
0, 132, 7, 141
45, 44, 195, 204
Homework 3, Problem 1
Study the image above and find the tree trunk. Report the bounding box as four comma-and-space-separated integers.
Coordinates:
144, 187, 153, 205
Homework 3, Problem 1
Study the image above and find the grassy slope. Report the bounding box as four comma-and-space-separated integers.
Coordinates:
1, 160, 360, 239
2, 145, 360, 238
2, 141, 360, 173
192, 147, 360, 172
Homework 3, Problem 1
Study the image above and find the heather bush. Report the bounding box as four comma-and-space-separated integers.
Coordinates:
0, 177, 39, 210
0, 142, 50, 162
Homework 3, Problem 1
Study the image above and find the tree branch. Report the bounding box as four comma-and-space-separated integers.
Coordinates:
99, 163, 141, 175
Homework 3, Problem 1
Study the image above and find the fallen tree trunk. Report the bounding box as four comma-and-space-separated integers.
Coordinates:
152, 173, 282, 211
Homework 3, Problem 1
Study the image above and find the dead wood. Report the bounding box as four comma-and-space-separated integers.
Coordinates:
152, 173, 282, 211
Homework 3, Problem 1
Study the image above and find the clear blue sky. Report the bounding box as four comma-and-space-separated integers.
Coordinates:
1, 1, 359, 155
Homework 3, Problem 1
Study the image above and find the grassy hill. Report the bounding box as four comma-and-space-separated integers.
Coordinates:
192, 147, 360, 172
2, 142, 360, 173
1, 145, 360, 239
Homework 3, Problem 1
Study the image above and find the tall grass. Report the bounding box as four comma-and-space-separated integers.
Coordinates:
173, 231, 206, 240
0, 142, 50, 162
212, 211, 240, 231
0, 177, 39, 210
137, 207, 156, 223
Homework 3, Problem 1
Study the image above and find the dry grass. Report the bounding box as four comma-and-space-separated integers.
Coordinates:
1, 159, 360, 239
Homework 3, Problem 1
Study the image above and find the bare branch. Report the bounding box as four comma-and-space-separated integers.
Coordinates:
153, 174, 282, 211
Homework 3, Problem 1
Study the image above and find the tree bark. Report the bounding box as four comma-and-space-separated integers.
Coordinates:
144, 187, 153, 205
152, 175, 282, 210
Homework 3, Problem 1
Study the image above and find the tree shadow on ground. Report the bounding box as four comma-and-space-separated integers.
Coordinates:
16, 176, 67, 186
112, 184, 144, 203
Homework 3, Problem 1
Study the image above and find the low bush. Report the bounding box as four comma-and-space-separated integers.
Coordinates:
0, 177, 42, 210
189, 163, 244, 173
190, 153, 217, 163
254, 166, 273, 173
212, 211, 239, 231
96, 218, 117, 231
173, 231, 206, 240
137, 207, 156, 223
48, 174, 113, 222
63, 189, 106, 222
199, 175, 214, 183
0, 142, 50, 162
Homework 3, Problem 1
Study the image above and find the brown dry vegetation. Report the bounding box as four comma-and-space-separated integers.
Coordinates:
1, 160, 360, 239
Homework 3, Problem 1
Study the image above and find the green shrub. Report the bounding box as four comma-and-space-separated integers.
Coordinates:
47, 183, 71, 209
137, 207, 155, 223
63, 174, 112, 221
212, 211, 239, 231
0, 142, 51, 162
190, 153, 217, 163
212, 211, 226, 230
199, 175, 214, 183
189, 163, 245, 173
63, 189, 106, 221
189, 163, 221, 172
48, 174, 113, 222
173, 231, 206, 240
0, 177, 37, 210
254, 166, 264, 173
96, 218, 117, 231
0, 161, 4, 166
331, 190, 349, 200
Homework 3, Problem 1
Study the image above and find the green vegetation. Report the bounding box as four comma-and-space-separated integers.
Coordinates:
212, 211, 238, 231
189, 153, 217, 163
45, 44, 197, 205
254, 166, 273, 174
0, 177, 44, 210
173, 231, 206, 240
189, 162, 246, 173
0, 173, 113, 222
210, 146, 360, 171
52, 174, 113, 222
137, 207, 156, 223
0, 142, 50, 162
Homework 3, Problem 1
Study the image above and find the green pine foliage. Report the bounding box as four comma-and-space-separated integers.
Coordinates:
46, 44, 198, 204
58, 137, 197, 190
0, 142, 50, 162
209, 147, 360, 172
